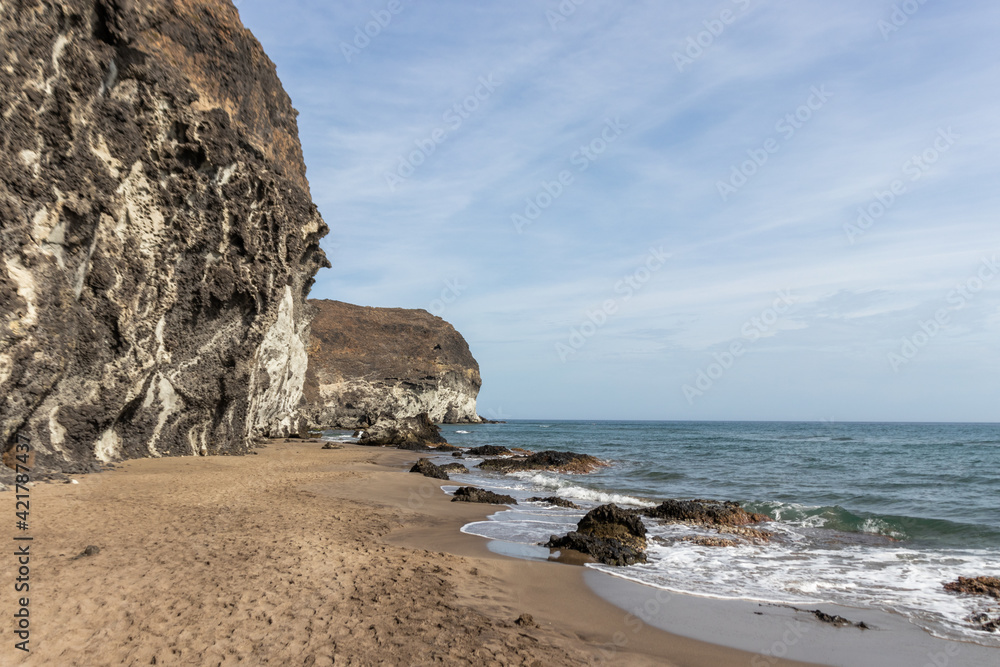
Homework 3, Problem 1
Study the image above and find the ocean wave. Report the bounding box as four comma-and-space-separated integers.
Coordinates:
508, 472, 657, 507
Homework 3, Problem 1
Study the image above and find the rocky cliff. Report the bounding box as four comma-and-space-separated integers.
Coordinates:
0, 0, 329, 469
304, 300, 482, 428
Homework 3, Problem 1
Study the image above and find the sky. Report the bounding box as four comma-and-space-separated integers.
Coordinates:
235, 0, 1000, 423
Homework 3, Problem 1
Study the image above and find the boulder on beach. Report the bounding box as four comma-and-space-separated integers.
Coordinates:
358, 413, 447, 449
642, 499, 771, 527
451, 487, 517, 505
477, 450, 604, 474
440, 463, 470, 474
545, 504, 648, 566
409, 459, 449, 480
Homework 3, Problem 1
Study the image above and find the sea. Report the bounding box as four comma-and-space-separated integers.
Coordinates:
389, 420, 1000, 647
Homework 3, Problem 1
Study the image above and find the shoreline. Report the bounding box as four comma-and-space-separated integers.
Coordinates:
2, 440, 986, 665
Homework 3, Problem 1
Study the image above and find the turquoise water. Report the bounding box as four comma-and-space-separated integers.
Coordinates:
429, 420, 1000, 645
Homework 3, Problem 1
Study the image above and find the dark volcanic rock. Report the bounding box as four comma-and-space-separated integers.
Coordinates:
642, 499, 771, 527
435, 443, 461, 452
528, 496, 581, 509
0, 0, 329, 470
358, 413, 446, 449
410, 459, 449, 480
466, 445, 511, 456
944, 576, 1000, 599
451, 487, 517, 505
477, 450, 603, 474
545, 504, 648, 566
545, 532, 647, 567
439, 463, 469, 474
577, 504, 647, 551
303, 300, 483, 428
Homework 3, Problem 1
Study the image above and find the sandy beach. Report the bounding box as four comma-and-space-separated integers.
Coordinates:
1, 440, 828, 666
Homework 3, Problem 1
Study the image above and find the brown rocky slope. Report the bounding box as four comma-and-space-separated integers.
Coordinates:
303, 299, 483, 429
0, 0, 329, 470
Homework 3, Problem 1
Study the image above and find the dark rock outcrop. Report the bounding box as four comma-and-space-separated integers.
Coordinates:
358, 413, 446, 449
466, 445, 510, 456
944, 576, 1000, 599
410, 458, 449, 480
642, 499, 771, 527
0, 0, 328, 469
439, 462, 469, 474
528, 496, 581, 509
478, 450, 604, 474
545, 504, 648, 566
451, 487, 517, 505
303, 300, 482, 428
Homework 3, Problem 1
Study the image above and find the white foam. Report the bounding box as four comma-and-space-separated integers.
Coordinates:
509, 471, 656, 507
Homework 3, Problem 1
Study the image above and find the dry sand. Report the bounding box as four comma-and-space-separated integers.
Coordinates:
1, 441, 820, 666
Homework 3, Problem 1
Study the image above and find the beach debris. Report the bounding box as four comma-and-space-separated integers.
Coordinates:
439, 463, 469, 474
477, 450, 604, 474
73, 545, 101, 560
451, 486, 517, 505
466, 445, 511, 456
944, 576, 1000, 599
358, 413, 447, 449
527, 496, 581, 509
545, 504, 648, 566
515, 613, 538, 628
642, 499, 771, 527
410, 459, 450, 480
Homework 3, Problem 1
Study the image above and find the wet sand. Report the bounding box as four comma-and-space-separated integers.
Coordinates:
3, 441, 822, 666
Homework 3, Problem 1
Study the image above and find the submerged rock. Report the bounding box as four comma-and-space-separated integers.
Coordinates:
451, 487, 517, 505
545, 504, 648, 566
642, 499, 771, 527
409, 459, 449, 480
944, 576, 1000, 599
358, 413, 446, 449
527, 496, 581, 509
477, 450, 604, 474
680, 536, 740, 548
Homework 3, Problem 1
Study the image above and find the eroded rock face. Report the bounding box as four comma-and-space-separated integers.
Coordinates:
304, 300, 482, 428
0, 0, 329, 468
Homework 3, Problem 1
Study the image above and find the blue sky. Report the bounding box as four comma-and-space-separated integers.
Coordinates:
236, 1, 1000, 422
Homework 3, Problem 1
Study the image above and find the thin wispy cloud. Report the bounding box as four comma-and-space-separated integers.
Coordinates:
238, 0, 1000, 421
